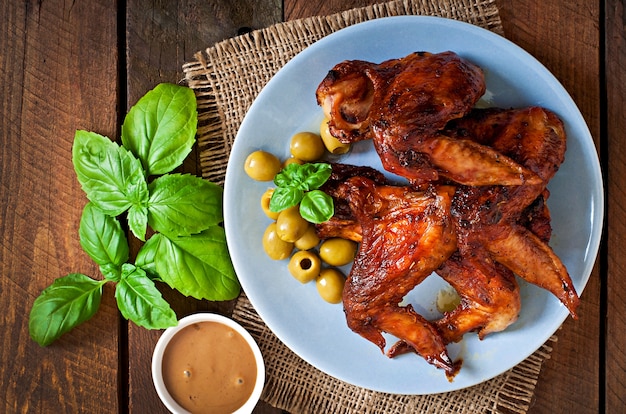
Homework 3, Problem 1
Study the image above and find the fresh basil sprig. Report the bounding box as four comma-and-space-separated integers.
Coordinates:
269, 162, 334, 224
29, 83, 239, 347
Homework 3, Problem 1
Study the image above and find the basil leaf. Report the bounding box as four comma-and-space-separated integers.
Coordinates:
270, 162, 333, 215
121, 83, 197, 176
300, 190, 334, 223
99, 263, 122, 282
79, 203, 129, 276
151, 228, 240, 301
301, 163, 332, 190
135, 235, 161, 280
72, 130, 148, 216
128, 204, 148, 241
273, 163, 331, 191
269, 186, 303, 213
148, 174, 223, 236
29, 274, 105, 346
273, 163, 301, 188
115, 264, 177, 329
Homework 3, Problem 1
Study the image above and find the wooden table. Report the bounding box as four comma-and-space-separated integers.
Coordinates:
1, 0, 622, 412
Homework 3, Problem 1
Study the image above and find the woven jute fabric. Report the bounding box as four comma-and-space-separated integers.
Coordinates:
182, 0, 557, 412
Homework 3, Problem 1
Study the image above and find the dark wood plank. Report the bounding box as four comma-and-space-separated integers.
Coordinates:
0, 0, 609, 413
605, 0, 626, 411
123, 1, 282, 412
0, 0, 120, 412
497, 1, 602, 413
285, 0, 382, 19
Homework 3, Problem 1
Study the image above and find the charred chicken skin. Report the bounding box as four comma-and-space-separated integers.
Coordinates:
316, 51, 542, 187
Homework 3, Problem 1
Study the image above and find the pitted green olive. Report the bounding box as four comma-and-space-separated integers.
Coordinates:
276, 206, 309, 242
319, 238, 358, 266
244, 150, 282, 181
320, 117, 350, 154
294, 225, 320, 250
316, 268, 345, 304
289, 132, 325, 162
262, 222, 293, 260
260, 188, 280, 220
288, 250, 321, 283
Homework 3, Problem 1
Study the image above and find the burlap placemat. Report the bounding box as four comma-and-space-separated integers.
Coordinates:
183, 0, 557, 412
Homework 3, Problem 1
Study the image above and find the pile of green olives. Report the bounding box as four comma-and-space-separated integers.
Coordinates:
261, 204, 357, 304
243, 117, 350, 183
245, 122, 357, 304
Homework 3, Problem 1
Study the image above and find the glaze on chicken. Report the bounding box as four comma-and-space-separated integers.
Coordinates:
313, 52, 578, 378
316, 51, 542, 187
331, 177, 461, 378
443, 107, 578, 318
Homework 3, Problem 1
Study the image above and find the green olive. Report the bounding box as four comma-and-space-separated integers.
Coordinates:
262, 222, 293, 260
294, 225, 320, 250
282, 157, 303, 168
320, 117, 350, 154
288, 250, 321, 283
316, 268, 345, 304
290, 132, 325, 162
319, 238, 358, 266
276, 206, 309, 242
244, 150, 282, 181
260, 188, 280, 220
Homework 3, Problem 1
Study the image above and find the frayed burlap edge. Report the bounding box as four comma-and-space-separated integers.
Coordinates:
182, 0, 555, 412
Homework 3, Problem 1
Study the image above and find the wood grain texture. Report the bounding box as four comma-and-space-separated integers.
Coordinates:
497, 1, 602, 413
285, 0, 382, 19
605, 0, 626, 412
0, 0, 120, 412
123, 1, 282, 412
1, 0, 617, 412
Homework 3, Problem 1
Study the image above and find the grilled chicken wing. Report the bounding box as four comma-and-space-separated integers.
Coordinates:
317, 106, 575, 354
316, 51, 541, 187
335, 176, 461, 379
444, 106, 579, 318
312, 52, 576, 377
434, 254, 521, 344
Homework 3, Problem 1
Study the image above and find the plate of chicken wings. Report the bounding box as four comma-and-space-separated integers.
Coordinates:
224, 16, 603, 394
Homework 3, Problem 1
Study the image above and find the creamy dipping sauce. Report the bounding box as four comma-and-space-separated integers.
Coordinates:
161, 321, 257, 414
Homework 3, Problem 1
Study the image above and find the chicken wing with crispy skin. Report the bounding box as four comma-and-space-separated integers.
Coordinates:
318, 106, 576, 360
335, 176, 461, 379
444, 106, 579, 318
434, 254, 521, 344
321, 164, 523, 353
316, 51, 542, 187
388, 254, 521, 357
313, 51, 577, 377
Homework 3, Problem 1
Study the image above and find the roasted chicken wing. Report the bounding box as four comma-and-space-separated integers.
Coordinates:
334, 176, 461, 379
312, 52, 577, 379
444, 107, 579, 318
316, 51, 541, 187
388, 254, 520, 357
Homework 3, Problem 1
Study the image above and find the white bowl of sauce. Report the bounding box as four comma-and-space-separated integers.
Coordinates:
152, 313, 265, 414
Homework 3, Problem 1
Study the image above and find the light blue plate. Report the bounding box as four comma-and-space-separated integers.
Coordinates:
224, 16, 603, 394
